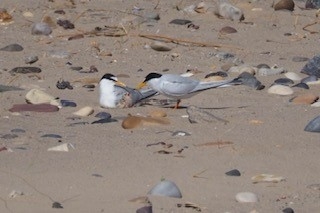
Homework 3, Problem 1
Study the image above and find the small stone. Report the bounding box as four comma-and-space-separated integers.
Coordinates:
258, 67, 286, 76
225, 169, 241, 176
73, 106, 94, 117
60, 100, 77, 107
91, 118, 117, 124
56, 80, 73, 90
150, 41, 172, 52
301, 75, 318, 84
285, 72, 302, 81
292, 56, 309, 62
311, 101, 320, 107
215, 1, 244, 21
235, 192, 258, 203
11, 129, 26, 133
274, 78, 294, 86
289, 94, 319, 104
148, 180, 182, 198
31, 22, 52, 35
136, 206, 152, 213
25, 89, 56, 104
205, 71, 228, 78
268, 85, 293, 96
57, 19, 74, 29
251, 174, 285, 183
24, 56, 39, 64
9, 104, 59, 112
301, 54, 320, 77
304, 115, 320, 133
256, 64, 270, 69
144, 12, 160, 21
282, 207, 295, 213
95, 112, 112, 119
1, 134, 18, 139
169, 19, 192, 25
274, 0, 295, 11
219, 26, 237, 34
10, 67, 41, 74
0, 44, 23, 52
52, 202, 63, 209
41, 134, 62, 139
292, 82, 309, 89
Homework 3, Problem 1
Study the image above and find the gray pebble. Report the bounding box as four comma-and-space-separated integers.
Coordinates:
256, 63, 270, 69
61, 100, 77, 107
225, 169, 241, 176
292, 82, 309, 89
304, 115, 320, 133
301, 54, 320, 77
144, 12, 160, 21
169, 19, 192, 25
31, 22, 52, 35
52, 202, 63, 209
301, 75, 318, 83
136, 206, 152, 213
205, 71, 228, 78
25, 56, 39, 64
0, 85, 24, 92
274, 78, 294, 86
1, 134, 18, 139
91, 118, 117, 124
0, 44, 23, 52
41, 134, 62, 139
11, 128, 26, 133
10, 67, 41, 74
236, 72, 265, 90
282, 207, 294, 213
95, 112, 112, 119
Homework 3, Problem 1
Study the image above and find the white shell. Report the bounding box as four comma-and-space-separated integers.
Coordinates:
268, 85, 293, 96
25, 89, 56, 104
148, 180, 182, 198
251, 174, 285, 183
235, 192, 258, 203
48, 143, 74, 152
73, 106, 94, 117
284, 72, 302, 81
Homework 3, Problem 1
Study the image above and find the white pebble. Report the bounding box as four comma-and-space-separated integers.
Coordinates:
268, 85, 293, 96
31, 22, 52, 35
284, 72, 302, 81
73, 106, 94, 116
25, 89, 56, 104
215, 0, 244, 21
235, 192, 258, 203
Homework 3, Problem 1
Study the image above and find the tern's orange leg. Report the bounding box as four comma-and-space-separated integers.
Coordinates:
174, 99, 181, 109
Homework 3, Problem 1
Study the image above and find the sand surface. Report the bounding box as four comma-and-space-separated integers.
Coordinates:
1, 0, 320, 212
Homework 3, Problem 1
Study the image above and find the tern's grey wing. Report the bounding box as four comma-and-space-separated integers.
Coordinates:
190, 78, 235, 93
160, 74, 199, 96
113, 85, 129, 104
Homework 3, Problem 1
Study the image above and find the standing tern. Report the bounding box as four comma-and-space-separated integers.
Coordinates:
99, 73, 157, 108
137, 72, 239, 108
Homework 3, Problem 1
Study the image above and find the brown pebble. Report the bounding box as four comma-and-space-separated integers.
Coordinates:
219, 26, 237, 34
274, 0, 295, 11
290, 94, 319, 104
122, 115, 143, 129
9, 103, 59, 112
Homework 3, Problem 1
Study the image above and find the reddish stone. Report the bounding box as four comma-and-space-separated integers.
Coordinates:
9, 103, 59, 112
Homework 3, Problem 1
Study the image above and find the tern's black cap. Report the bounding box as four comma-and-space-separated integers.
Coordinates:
101, 73, 116, 81
143, 72, 162, 82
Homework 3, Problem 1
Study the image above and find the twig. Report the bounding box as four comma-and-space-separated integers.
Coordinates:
138, 33, 242, 49
303, 21, 319, 34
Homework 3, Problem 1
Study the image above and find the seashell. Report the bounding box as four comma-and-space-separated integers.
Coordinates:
215, 1, 244, 21
195, 2, 208, 13
251, 174, 285, 183
148, 180, 182, 198
22, 11, 33, 18
268, 85, 293, 96
91, 118, 117, 124
292, 82, 309, 89
289, 94, 319, 104
219, 26, 237, 34
172, 131, 191, 136
136, 206, 152, 213
31, 22, 52, 35
258, 67, 286, 76
228, 65, 256, 75
0, 44, 23, 52
95, 112, 111, 119
273, 0, 295, 11
48, 50, 71, 59
273, 78, 294, 86
301, 54, 320, 77
225, 169, 241, 176
60, 100, 77, 107
9, 103, 59, 112
169, 19, 192, 25
57, 19, 75, 29
284, 72, 302, 81
301, 75, 318, 84
48, 143, 74, 152
73, 106, 94, 117
311, 101, 320, 107
25, 89, 56, 104
304, 115, 320, 132
41, 134, 62, 139
205, 71, 228, 78
235, 192, 258, 203
150, 41, 172, 51
256, 63, 270, 69
282, 207, 295, 213
24, 56, 38, 64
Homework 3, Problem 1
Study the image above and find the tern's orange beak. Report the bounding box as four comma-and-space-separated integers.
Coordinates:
136, 82, 146, 90
115, 81, 126, 87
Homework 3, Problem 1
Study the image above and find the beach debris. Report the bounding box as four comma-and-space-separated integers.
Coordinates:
251, 174, 285, 183
57, 19, 74, 29
56, 80, 73, 90
150, 41, 172, 51
289, 94, 318, 104
31, 22, 52, 35
214, 0, 244, 21
306, 0, 320, 9
273, 0, 295, 11
148, 180, 182, 198
73, 106, 94, 117
186, 106, 229, 124
225, 169, 241, 176
136, 205, 152, 213
169, 19, 192, 25
0, 9, 13, 24
25, 89, 56, 104
9, 103, 59, 112
267, 85, 293, 96
176, 202, 202, 212
48, 143, 74, 152
10, 67, 41, 74
8, 190, 24, 198
25, 55, 39, 64
301, 54, 320, 77
304, 115, 320, 132
0, 43, 23, 52
60, 100, 77, 107
52, 201, 63, 208
235, 192, 258, 203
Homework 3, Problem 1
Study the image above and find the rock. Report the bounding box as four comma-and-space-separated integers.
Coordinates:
31, 22, 52, 35
57, 19, 74, 29
273, 78, 294, 86
144, 12, 160, 21
228, 64, 257, 75
136, 206, 152, 213
301, 75, 318, 84
289, 94, 319, 104
48, 50, 71, 59
282, 207, 295, 213
274, 0, 295, 11
169, 19, 192, 25
24, 56, 39, 64
60, 100, 77, 107
25, 89, 56, 104
284, 72, 302, 81
9, 103, 59, 112
251, 174, 285, 183
150, 41, 172, 51
219, 26, 237, 34
215, 0, 244, 21
268, 85, 293, 95
172, 131, 191, 136
41, 134, 62, 139
292, 82, 309, 89
225, 169, 241, 176
235, 192, 258, 203
0, 43, 23, 52
306, 0, 320, 9
304, 115, 320, 132
73, 106, 94, 117
95, 112, 112, 119
10, 67, 41, 74
301, 54, 320, 77
52, 202, 63, 209
148, 180, 182, 198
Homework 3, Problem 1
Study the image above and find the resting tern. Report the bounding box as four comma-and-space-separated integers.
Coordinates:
99, 73, 157, 108
137, 72, 239, 108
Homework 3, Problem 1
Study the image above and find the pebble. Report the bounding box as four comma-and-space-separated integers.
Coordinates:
268, 85, 293, 96
306, 0, 320, 9
52, 202, 63, 209
284, 72, 302, 81
9, 104, 59, 112
311, 101, 320, 107
304, 115, 320, 133
41, 134, 62, 139
219, 26, 237, 34
235, 192, 258, 203
301, 54, 320, 77
0, 43, 23, 52
205, 71, 228, 78
144, 12, 160, 21
236, 72, 265, 90
169, 19, 192, 25
91, 118, 117, 124
251, 174, 285, 183
256, 63, 270, 69
56, 80, 73, 90
273, 0, 295, 11
11, 128, 26, 133
1, 134, 18, 139
225, 169, 241, 176
301, 75, 318, 84
136, 206, 152, 213
172, 131, 191, 136
215, 1, 244, 21
25, 89, 56, 104
60, 100, 77, 107
24, 56, 39, 64
57, 19, 74, 29
289, 94, 319, 104
150, 41, 172, 51
282, 207, 295, 213
148, 180, 182, 198
31, 22, 52, 35
73, 106, 94, 117
10, 67, 41, 74
292, 82, 309, 89
258, 67, 286, 76
292, 56, 309, 62
274, 78, 294, 86
228, 65, 256, 75
95, 112, 112, 119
